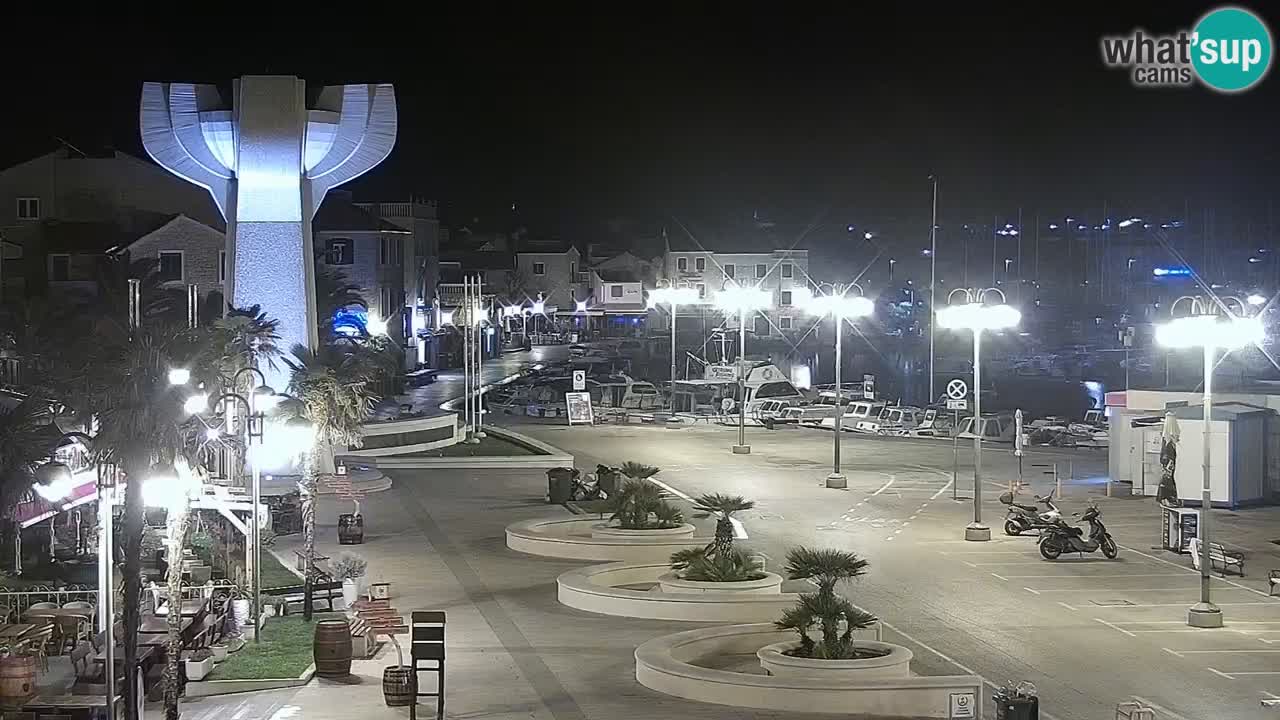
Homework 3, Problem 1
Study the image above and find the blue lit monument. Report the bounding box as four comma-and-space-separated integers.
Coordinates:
140, 76, 397, 389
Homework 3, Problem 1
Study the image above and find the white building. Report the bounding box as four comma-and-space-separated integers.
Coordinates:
660, 237, 810, 337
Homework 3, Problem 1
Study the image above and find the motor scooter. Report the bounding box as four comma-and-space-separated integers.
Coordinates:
1000, 489, 1061, 535
1038, 504, 1118, 560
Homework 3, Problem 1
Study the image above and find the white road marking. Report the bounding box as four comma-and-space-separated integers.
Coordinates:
885, 536, 895, 541
646, 475, 748, 539
1056, 601, 1078, 611
1171, 649, 1280, 654
1163, 647, 1184, 658
1023, 587, 1041, 595
990, 573, 1008, 581
1118, 543, 1280, 602
1095, 618, 1137, 637
1090, 601, 1280, 608
997, 573, 1192, 579
1219, 671, 1280, 677
1021, 587, 1207, 593
939, 550, 1028, 555
1208, 667, 1236, 680
960, 560, 978, 568
870, 476, 895, 497
930, 479, 954, 500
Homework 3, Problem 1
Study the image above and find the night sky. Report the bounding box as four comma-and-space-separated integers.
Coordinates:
4, 5, 1278, 253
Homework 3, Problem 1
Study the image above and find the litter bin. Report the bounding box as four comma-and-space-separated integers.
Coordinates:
994, 682, 1039, 720
595, 465, 622, 497
546, 467, 579, 504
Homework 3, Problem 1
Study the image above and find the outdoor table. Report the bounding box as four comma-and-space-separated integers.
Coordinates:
139, 615, 193, 634
136, 632, 169, 647
93, 644, 156, 666
155, 598, 208, 617
25, 607, 93, 621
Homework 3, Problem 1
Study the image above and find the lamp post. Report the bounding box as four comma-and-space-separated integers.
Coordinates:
1156, 295, 1263, 628
649, 284, 700, 396
937, 287, 1020, 542
232, 367, 273, 644
800, 284, 875, 488
714, 283, 773, 454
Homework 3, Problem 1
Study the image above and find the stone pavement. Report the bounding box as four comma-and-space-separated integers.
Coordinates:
163, 465, 810, 720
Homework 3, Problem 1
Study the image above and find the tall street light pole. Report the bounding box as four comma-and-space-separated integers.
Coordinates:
801, 284, 875, 488
928, 175, 938, 404
714, 284, 772, 455
938, 287, 1020, 542
649, 285, 699, 402
1156, 296, 1262, 628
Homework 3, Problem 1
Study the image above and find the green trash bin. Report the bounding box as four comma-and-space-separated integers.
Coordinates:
595, 465, 622, 497
546, 467, 578, 504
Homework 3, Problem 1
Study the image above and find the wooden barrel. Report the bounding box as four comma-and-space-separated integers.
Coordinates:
0, 654, 37, 697
382, 665, 415, 706
313, 619, 352, 678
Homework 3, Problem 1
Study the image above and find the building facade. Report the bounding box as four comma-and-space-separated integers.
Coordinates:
660, 247, 810, 337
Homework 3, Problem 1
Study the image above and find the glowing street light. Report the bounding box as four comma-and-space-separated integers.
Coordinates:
714, 284, 773, 454
1247, 293, 1267, 306
937, 288, 1020, 542
183, 393, 209, 416
366, 313, 388, 336
801, 283, 874, 488
649, 284, 700, 394
1157, 295, 1263, 629
167, 368, 191, 385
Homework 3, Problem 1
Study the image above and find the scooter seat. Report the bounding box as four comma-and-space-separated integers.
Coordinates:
1011, 503, 1040, 512
1066, 526, 1084, 537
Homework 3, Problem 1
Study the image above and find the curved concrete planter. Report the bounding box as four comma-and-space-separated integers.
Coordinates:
635, 624, 983, 718
558, 563, 795, 622
590, 523, 697, 539
657, 572, 782, 595
757, 640, 911, 680
506, 517, 708, 562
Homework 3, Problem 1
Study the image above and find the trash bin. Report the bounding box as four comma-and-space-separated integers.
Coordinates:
546, 467, 578, 504
994, 682, 1039, 720
595, 466, 622, 497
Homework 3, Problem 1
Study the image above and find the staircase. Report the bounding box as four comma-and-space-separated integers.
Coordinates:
350, 597, 409, 636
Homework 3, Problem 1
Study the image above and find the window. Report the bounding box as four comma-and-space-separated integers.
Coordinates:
326, 238, 353, 265
724, 263, 735, 279
781, 262, 793, 279
754, 314, 769, 336
779, 316, 793, 330
677, 257, 688, 272
610, 285, 624, 298
380, 237, 403, 266
695, 257, 706, 272
570, 261, 577, 279
781, 290, 792, 306
756, 380, 800, 399
16, 197, 39, 220
158, 251, 183, 282
380, 286, 397, 318
533, 262, 546, 275
219, 251, 227, 284
49, 254, 69, 282
756, 263, 767, 278
696, 283, 706, 299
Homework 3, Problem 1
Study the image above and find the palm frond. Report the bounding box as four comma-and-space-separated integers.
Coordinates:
619, 461, 659, 480
692, 493, 755, 517
783, 546, 869, 583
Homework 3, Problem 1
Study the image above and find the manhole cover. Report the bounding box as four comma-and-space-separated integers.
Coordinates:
1091, 599, 1135, 607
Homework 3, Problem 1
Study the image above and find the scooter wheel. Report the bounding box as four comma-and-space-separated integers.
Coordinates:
1040, 538, 1063, 560
1101, 536, 1118, 559
1004, 520, 1023, 536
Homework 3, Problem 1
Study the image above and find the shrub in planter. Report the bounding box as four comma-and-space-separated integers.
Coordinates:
332, 553, 368, 605
670, 547, 765, 582
605, 478, 684, 530
184, 649, 215, 681
209, 643, 228, 662
775, 547, 880, 660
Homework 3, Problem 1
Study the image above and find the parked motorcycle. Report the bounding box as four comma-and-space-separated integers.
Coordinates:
1038, 504, 1118, 560
1000, 490, 1061, 536
570, 472, 609, 502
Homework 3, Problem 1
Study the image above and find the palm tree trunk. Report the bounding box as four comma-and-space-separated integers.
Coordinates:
713, 516, 733, 557
301, 445, 318, 621
821, 617, 840, 659
121, 450, 149, 720
162, 499, 192, 720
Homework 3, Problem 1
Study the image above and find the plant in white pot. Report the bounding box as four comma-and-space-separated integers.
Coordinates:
184, 648, 215, 681
331, 552, 369, 606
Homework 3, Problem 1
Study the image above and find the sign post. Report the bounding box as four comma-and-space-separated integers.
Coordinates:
862, 373, 875, 400
572, 369, 586, 392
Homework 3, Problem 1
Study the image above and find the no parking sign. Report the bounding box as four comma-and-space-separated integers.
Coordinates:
949, 692, 976, 719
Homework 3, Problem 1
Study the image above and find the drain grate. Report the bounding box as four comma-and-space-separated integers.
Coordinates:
1091, 599, 1136, 607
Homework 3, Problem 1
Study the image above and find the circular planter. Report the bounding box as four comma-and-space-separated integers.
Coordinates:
591, 523, 696, 539
756, 640, 911, 680
657, 572, 783, 595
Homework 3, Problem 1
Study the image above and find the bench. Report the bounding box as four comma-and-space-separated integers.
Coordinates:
406, 369, 439, 387
295, 550, 330, 571
264, 567, 341, 615
1189, 538, 1245, 576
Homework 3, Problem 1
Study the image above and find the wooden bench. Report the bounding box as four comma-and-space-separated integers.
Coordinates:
1190, 538, 1245, 576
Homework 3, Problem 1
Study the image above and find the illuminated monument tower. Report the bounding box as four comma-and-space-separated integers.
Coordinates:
140, 76, 397, 389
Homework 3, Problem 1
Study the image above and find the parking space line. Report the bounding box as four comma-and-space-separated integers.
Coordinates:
1056, 601, 1077, 611
1220, 671, 1280, 677
999, 573, 1191, 578
1020, 586, 1206, 593
1118, 543, 1280, 602
1163, 647, 1184, 658
1095, 618, 1136, 637
990, 573, 1008, 581
1023, 587, 1041, 595
1092, 601, 1280, 608
940, 550, 1029, 555
960, 560, 978, 568
1171, 649, 1280, 654
1208, 667, 1236, 680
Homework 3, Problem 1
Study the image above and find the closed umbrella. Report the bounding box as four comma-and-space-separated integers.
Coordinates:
1158, 411, 1181, 507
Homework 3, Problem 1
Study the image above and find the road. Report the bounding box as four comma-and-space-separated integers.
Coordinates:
507, 418, 1280, 719
399, 345, 570, 413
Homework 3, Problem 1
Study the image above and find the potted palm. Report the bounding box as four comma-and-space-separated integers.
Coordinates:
331, 553, 369, 606
660, 494, 781, 593
757, 547, 911, 680
591, 474, 693, 538
184, 648, 215, 681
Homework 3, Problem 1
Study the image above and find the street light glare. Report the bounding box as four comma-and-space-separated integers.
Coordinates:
1156, 314, 1263, 350
168, 368, 191, 385
714, 286, 772, 312
183, 393, 209, 415
1247, 294, 1267, 306
937, 303, 1021, 330
366, 314, 388, 336
648, 286, 699, 308
804, 292, 874, 318
205, 428, 220, 441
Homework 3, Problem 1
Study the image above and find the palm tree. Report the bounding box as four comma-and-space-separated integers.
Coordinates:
0, 399, 58, 521
314, 266, 368, 342
776, 547, 877, 660
619, 461, 659, 481
284, 344, 379, 620
691, 493, 754, 558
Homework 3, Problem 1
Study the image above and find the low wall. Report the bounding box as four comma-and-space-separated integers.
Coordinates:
506, 517, 709, 563
348, 415, 460, 456
635, 624, 983, 718
558, 562, 793, 622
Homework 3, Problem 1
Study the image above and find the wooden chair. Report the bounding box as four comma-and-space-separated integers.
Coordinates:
24, 602, 58, 620
53, 615, 88, 655
69, 641, 93, 679
25, 620, 55, 673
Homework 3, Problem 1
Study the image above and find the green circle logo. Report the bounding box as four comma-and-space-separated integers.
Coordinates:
1192, 6, 1272, 92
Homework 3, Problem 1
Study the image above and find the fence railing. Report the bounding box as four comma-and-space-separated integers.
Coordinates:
0, 586, 100, 621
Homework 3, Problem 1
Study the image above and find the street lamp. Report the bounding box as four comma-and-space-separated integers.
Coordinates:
366, 313, 388, 336
937, 287, 1020, 542
714, 283, 773, 454
649, 284, 700, 397
801, 283, 875, 488
1156, 295, 1263, 628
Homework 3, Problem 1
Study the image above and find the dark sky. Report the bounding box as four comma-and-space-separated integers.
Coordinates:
4, 4, 1278, 245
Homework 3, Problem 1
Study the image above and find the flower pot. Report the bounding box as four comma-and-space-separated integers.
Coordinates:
338, 513, 364, 545
231, 599, 251, 627
756, 640, 911, 680
227, 636, 246, 653
342, 578, 359, 606
370, 582, 391, 600
382, 665, 416, 706
184, 657, 214, 681
209, 644, 228, 662
590, 523, 696, 539
657, 571, 784, 595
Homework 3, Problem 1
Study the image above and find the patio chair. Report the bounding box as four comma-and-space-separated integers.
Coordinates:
54, 614, 89, 655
